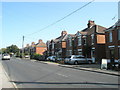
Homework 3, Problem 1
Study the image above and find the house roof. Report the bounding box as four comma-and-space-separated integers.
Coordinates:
52, 35, 63, 43
79, 31, 88, 35
81, 28, 88, 32
49, 33, 75, 43
62, 34, 75, 41
35, 41, 46, 47
105, 19, 120, 32
80, 25, 106, 35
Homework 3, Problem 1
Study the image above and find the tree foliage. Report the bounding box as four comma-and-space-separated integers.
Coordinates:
1, 45, 19, 54
0, 48, 6, 54
6, 45, 19, 54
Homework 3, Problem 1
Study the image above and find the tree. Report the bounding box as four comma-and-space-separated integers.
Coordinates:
6, 45, 20, 54
0, 48, 7, 54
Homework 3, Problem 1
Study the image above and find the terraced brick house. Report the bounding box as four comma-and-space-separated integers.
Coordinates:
30, 42, 36, 55
29, 39, 47, 55
46, 31, 68, 58
62, 34, 75, 57
74, 31, 87, 55
74, 20, 106, 63
105, 19, 120, 65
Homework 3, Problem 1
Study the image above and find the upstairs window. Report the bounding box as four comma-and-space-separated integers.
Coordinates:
69, 50, 72, 55
52, 42, 54, 49
82, 36, 86, 45
91, 34, 94, 45
69, 38, 72, 47
78, 36, 81, 46
83, 39, 86, 45
109, 31, 113, 42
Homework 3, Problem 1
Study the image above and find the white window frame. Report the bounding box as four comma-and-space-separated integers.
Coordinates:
91, 34, 94, 45
69, 50, 72, 55
69, 38, 72, 47
109, 31, 113, 42
52, 42, 54, 49
78, 36, 81, 46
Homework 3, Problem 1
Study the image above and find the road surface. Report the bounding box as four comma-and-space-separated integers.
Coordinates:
1, 57, 119, 88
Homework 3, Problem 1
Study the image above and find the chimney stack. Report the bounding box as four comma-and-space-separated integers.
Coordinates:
87, 20, 95, 28
38, 39, 42, 43
61, 31, 67, 36
31, 42, 35, 45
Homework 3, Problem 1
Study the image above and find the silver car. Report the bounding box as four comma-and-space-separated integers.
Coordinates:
65, 55, 93, 65
46, 56, 56, 62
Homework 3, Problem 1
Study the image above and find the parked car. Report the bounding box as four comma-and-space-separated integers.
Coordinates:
25, 55, 30, 58
2, 54, 10, 60
56, 57, 63, 61
46, 56, 56, 62
64, 55, 93, 65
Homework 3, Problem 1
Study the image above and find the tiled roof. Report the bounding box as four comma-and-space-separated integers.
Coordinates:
62, 34, 75, 41
79, 31, 88, 35
81, 28, 88, 32
36, 42, 46, 47
105, 19, 120, 32
80, 25, 106, 35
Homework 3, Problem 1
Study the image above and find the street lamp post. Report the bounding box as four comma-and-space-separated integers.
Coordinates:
22, 36, 24, 58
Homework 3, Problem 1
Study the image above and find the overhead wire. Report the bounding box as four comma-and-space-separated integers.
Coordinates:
25, 0, 95, 37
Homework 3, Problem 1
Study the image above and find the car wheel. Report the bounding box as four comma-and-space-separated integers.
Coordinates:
74, 61, 78, 65
88, 61, 92, 64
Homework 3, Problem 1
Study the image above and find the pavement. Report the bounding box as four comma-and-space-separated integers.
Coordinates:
36, 60, 120, 76
0, 61, 17, 90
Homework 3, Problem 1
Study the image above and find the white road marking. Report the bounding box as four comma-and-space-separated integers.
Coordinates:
56, 73, 68, 77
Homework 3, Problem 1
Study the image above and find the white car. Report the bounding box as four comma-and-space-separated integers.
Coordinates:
64, 55, 93, 65
2, 54, 10, 60
25, 55, 30, 58
47, 56, 56, 61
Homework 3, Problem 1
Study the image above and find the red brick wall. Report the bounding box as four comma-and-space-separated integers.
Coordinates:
36, 47, 47, 55
105, 28, 120, 60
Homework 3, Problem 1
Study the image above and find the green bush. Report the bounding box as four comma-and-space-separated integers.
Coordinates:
30, 53, 44, 60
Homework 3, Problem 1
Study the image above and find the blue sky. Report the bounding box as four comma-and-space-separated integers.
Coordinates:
1, 2, 118, 48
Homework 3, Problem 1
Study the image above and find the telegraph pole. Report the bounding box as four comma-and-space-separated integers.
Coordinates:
22, 36, 24, 58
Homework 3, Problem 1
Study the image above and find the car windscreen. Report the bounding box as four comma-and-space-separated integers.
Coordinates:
74, 56, 85, 58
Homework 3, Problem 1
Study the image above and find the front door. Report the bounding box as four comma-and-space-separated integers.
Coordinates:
109, 48, 115, 69
110, 48, 115, 64
91, 50, 95, 63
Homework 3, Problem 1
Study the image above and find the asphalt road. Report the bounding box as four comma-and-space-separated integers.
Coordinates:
1, 57, 119, 88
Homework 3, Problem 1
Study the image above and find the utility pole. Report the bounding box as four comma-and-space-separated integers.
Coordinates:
22, 36, 24, 58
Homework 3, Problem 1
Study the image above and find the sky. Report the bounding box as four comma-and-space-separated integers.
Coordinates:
1, 1, 119, 49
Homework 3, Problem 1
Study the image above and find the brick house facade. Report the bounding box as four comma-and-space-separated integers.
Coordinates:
74, 20, 106, 63
63, 34, 75, 57
105, 19, 120, 65
46, 21, 107, 63
46, 31, 68, 58
25, 39, 47, 55
35, 39, 47, 55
